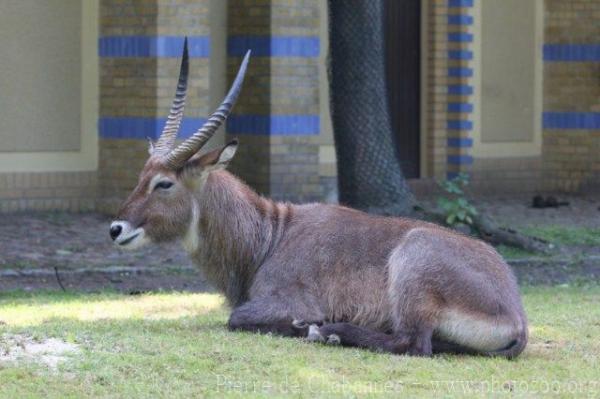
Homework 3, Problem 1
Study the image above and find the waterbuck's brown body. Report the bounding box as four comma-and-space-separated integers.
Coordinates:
111, 40, 528, 358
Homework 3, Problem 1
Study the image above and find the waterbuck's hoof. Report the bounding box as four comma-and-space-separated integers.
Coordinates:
326, 334, 341, 345
306, 324, 325, 343
292, 319, 309, 329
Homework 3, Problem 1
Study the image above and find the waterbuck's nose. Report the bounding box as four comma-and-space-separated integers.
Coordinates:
109, 223, 122, 241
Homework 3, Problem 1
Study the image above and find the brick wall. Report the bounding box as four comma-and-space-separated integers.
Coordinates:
226, 0, 323, 202
469, 158, 543, 195
10, 0, 598, 215
542, 0, 600, 192
420, 0, 598, 195
0, 172, 96, 213
422, 0, 476, 183
98, 0, 326, 209
423, 0, 450, 180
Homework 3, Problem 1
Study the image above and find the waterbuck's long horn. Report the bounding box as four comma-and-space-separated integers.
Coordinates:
164, 50, 251, 169
153, 37, 189, 155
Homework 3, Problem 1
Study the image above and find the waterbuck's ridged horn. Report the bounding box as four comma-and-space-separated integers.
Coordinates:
164, 50, 251, 169
153, 37, 189, 155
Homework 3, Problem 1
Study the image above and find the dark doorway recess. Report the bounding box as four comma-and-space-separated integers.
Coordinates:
385, 0, 421, 179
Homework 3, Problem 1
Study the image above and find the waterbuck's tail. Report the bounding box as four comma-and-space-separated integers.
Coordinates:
432, 327, 527, 360
486, 325, 528, 359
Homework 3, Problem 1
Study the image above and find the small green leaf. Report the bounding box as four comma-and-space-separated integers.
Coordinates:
447, 214, 457, 225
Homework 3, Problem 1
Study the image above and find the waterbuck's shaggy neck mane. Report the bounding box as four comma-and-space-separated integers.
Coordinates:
191, 170, 291, 305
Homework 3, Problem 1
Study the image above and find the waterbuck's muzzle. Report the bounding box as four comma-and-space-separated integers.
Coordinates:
110, 220, 145, 246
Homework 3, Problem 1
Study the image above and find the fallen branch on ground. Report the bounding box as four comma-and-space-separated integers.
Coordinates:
416, 207, 556, 255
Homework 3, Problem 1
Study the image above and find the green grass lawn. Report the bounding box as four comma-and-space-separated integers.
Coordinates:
1, 287, 600, 398
496, 226, 600, 260
521, 226, 600, 247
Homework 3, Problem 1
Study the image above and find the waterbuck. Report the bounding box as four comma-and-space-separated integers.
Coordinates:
110, 40, 528, 358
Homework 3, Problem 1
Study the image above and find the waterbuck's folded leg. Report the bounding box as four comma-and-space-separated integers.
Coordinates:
227, 298, 324, 337
307, 322, 411, 354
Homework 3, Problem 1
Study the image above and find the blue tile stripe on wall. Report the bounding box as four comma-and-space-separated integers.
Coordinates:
99, 116, 321, 138
447, 120, 473, 130
228, 115, 320, 135
448, 0, 474, 7
448, 32, 474, 43
448, 50, 473, 60
543, 44, 600, 62
448, 67, 473, 77
543, 112, 600, 130
447, 155, 474, 165
227, 36, 320, 57
448, 85, 473, 95
99, 36, 210, 58
447, 137, 473, 148
448, 103, 474, 113
448, 15, 473, 25
99, 117, 207, 139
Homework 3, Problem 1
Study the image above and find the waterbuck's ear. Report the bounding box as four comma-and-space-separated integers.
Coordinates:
213, 139, 238, 166
182, 140, 238, 178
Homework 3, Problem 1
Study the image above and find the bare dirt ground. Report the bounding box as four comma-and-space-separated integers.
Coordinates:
0, 194, 598, 291
0, 212, 208, 292
0, 212, 191, 270
472, 194, 600, 229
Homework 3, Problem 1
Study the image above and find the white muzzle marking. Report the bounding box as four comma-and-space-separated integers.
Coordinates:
110, 221, 149, 250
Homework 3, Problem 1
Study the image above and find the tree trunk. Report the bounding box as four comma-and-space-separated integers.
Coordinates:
327, 0, 555, 254
328, 0, 416, 216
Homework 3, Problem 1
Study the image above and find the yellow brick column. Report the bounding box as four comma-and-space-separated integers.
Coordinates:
97, 0, 211, 213
226, 0, 322, 202
445, 0, 475, 180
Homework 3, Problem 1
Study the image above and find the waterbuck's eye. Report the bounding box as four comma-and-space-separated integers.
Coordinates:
154, 181, 174, 191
